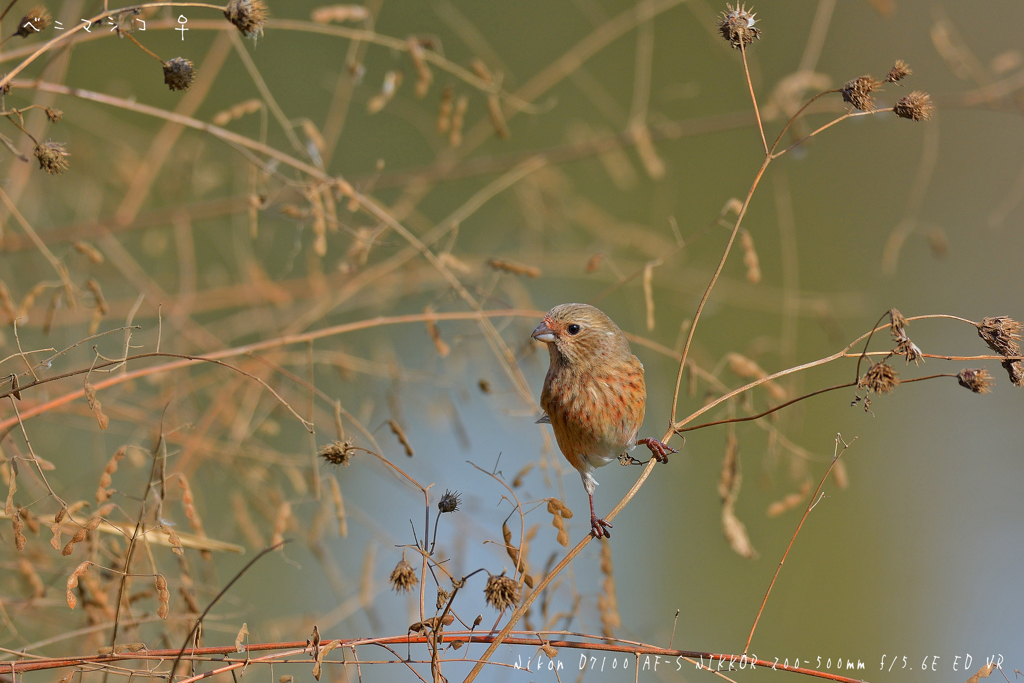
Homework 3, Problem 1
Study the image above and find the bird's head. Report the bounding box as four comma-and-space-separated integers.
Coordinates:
532, 303, 631, 369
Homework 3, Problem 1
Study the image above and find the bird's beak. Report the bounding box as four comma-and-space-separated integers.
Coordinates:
532, 321, 556, 343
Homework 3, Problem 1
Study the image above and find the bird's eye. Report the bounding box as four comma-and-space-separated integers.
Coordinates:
567, 324, 581, 335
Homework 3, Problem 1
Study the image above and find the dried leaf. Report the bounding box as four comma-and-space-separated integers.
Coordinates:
967, 663, 996, 683
235, 623, 249, 652
312, 640, 340, 681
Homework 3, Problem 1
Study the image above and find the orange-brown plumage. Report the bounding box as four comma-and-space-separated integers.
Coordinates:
533, 303, 675, 538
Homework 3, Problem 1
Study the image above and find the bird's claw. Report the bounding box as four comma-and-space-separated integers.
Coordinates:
637, 437, 677, 464
590, 515, 612, 539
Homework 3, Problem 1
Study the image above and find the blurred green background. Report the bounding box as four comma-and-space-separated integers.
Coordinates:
1, 0, 1022, 681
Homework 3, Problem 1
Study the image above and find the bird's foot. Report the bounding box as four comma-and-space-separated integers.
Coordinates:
637, 437, 677, 464
590, 515, 612, 539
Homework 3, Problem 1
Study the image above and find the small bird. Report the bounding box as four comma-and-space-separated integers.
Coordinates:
533, 303, 676, 538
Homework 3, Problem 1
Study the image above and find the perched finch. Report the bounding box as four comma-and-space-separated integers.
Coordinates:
533, 303, 676, 538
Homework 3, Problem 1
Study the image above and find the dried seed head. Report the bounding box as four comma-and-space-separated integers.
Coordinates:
224, 0, 268, 39
885, 59, 912, 83
484, 574, 519, 611
0, 75, 10, 95
44, 107, 62, 123
858, 361, 899, 394
717, 4, 760, 50
893, 91, 933, 121
895, 337, 923, 365
15, 6, 51, 37
438, 489, 461, 514
889, 308, 908, 338
841, 76, 883, 111
389, 559, 418, 593
1001, 359, 1024, 387
977, 316, 1022, 357
319, 440, 355, 467
163, 58, 196, 92
34, 141, 70, 175
957, 368, 994, 394
436, 587, 450, 610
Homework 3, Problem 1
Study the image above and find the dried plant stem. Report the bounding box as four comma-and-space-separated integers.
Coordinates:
743, 435, 853, 654
0, 3, 224, 90
0, 187, 75, 302
740, 43, 767, 155
772, 110, 876, 159
8, 633, 866, 683
168, 542, 289, 679
120, 31, 163, 65
669, 154, 770, 425
0, 309, 541, 432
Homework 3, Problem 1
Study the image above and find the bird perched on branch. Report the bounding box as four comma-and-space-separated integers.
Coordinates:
533, 303, 676, 538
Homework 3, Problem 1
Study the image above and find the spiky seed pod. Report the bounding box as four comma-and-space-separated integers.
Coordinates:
716, 3, 760, 50
977, 316, 1022, 357
957, 368, 994, 394
842, 76, 883, 111
885, 60, 912, 83
484, 574, 519, 611
319, 440, 355, 466
437, 489, 461, 513
224, 0, 268, 38
893, 91, 934, 121
1001, 360, 1024, 387
163, 58, 196, 92
859, 362, 899, 394
15, 6, 51, 37
34, 141, 70, 174
389, 560, 418, 593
